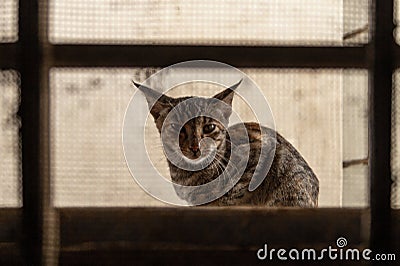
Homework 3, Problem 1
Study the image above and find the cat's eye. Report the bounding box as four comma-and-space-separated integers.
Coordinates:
203, 124, 216, 134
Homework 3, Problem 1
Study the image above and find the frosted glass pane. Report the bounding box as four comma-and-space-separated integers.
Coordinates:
247, 69, 343, 206
343, 0, 369, 45
0, 0, 18, 42
392, 70, 400, 209
395, 0, 400, 45
49, 0, 354, 45
342, 70, 369, 207
50, 68, 368, 207
50, 68, 164, 207
0, 71, 21, 207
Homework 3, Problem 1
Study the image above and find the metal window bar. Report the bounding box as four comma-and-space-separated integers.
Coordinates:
369, 0, 394, 254
18, 0, 42, 265
0, 0, 395, 264
50, 45, 367, 68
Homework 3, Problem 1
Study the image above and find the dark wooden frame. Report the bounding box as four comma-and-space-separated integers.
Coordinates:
0, 0, 398, 265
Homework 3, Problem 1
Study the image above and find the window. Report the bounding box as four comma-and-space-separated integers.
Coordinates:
0, 0, 397, 264
50, 68, 368, 207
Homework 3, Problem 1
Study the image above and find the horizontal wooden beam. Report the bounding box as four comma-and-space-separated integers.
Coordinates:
0, 243, 24, 265
59, 208, 367, 247
0, 209, 23, 265
392, 210, 400, 251
58, 208, 369, 265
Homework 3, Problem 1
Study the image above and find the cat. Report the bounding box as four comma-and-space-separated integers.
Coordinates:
134, 81, 319, 207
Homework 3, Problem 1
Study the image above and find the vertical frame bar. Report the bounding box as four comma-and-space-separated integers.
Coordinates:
370, 0, 394, 254
19, 0, 43, 264
40, 0, 60, 264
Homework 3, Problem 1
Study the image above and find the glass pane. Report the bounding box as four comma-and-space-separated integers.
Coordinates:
49, 0, 369, 46
343, 0, 369, 45
250, 69, 343, 207
50, 68, 368, 207
342, 70, 369, 207
0, 71, 21, 207
395, 0, 400, 45
392, 71, 400, 209
50, 68, 163, 207
0, 0, 18, 43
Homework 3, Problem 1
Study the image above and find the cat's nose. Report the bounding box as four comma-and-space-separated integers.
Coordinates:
189, 145, 199, 152
189, 144, 199, 153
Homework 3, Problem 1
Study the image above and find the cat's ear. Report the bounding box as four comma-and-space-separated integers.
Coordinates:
132, 81, 173, 120
212, 79, 242, 120
212, 79, 242, 106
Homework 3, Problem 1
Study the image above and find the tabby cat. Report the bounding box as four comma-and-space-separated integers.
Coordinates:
135, 81, 319, 207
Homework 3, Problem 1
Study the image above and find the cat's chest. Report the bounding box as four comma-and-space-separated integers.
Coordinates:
169, 163, 222, 186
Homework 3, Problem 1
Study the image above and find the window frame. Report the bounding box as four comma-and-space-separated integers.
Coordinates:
0, 0, 397, 264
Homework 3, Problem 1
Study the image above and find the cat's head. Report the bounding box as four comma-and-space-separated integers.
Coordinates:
134, 81, 241, 161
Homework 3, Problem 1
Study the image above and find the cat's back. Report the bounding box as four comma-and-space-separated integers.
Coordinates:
227, 122, 319, 207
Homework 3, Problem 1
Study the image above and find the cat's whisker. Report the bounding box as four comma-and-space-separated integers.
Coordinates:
212, 156, 226, 175
212, 156, 233, 190
224, 139, 237, 147
215, 153, 241, 179
215, 153, 229, 164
